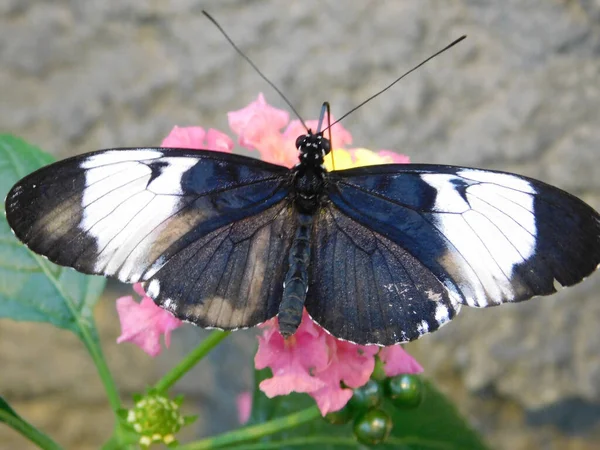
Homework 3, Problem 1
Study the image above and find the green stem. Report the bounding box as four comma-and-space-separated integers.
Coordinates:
178, 406, 321, 450
199, 435, 458, 450
0, 408, 63, 450
154, 330, 230, 393
31, 254, 122, 412
81, 326, 122, 412
209, 436, 359, 449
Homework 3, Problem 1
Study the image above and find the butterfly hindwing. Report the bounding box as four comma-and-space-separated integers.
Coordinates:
326, 164, 600, 311
306, 203, 460, 345
5, 148, 292, 284
144, 201, 296, 330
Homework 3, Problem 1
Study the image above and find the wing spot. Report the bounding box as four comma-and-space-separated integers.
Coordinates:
147, 279, 160, 298
425, 289, 443, 302
435, 304, 451, 324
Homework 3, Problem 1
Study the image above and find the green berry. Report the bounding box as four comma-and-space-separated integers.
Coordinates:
353, 409, 393, 445
349, 379, 383, 412
385, 374, 424, 409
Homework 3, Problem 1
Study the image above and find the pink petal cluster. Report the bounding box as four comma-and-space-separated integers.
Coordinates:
255, 310, 422, 415
228, 93, 353, 167
116, 283, 182, 357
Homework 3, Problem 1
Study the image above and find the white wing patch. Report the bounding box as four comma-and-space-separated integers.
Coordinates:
457, 169, 536, 193
80, 149, 162, 169
420, 173, 470, 213
422, 170, 537, 307
78, 152, 201, 281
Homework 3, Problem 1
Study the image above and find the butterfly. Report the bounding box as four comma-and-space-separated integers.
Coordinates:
5, 125, 600, 346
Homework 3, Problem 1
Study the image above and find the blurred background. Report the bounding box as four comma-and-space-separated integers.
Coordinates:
1, 0, 600, 448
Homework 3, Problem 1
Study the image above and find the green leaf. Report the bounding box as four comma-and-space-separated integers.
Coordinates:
0, 135, 106, 335
246, 367, 489, 450
0, 396, 64, 450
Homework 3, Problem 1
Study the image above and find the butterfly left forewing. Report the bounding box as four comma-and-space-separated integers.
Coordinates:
5, 148, 291, 284
326, 164, 600, 313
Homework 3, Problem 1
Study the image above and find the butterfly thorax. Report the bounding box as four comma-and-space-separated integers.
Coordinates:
293, 132, 331, 214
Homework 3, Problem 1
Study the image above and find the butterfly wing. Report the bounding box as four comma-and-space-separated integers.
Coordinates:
306, 203, 460, 345
144, 200, 296, 329
6, 147, 293, 280
308, 164, 600, 344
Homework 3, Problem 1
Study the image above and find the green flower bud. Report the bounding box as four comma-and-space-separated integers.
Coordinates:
121, 390, 197, 448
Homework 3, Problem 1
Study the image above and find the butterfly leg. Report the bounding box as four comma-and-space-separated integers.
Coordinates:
278, 212, 313, 337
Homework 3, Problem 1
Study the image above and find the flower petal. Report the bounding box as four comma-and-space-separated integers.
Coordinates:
205, 128, 234, 153
161, 126, 206, 149
378, 345, 424, 377
255, 311, 330, 399
375, 150, 411, 164
228, 93, 289, 149
310, 384, 354, 416
259, 372, 326, 397
116, 294, 182, 357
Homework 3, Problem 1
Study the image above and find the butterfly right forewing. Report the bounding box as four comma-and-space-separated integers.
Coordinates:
324, 163, 600, 313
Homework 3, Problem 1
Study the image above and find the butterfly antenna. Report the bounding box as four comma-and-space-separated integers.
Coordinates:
315, 102, 335, 169
203, 11, 308, 131
327, 35, 467, 129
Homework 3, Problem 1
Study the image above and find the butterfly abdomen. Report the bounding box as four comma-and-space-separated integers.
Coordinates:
278, 212, 313, 337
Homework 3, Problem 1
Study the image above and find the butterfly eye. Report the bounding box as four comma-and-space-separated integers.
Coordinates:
320, 137, 331, 155
295, 135, 306, 149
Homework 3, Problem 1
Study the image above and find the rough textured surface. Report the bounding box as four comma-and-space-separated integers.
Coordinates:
1, 1, 599, 449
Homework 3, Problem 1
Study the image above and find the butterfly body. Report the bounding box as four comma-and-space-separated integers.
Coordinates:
5, 133, 600, 345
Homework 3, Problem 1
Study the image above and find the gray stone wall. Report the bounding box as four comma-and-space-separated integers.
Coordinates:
1, 1, 599, 448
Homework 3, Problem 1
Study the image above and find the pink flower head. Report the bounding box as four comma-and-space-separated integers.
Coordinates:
161, 126, 233, 153
228, 93, 293, 166
256, 310, 380, 416
255, 310, 329, 397
116, 283, 182, 357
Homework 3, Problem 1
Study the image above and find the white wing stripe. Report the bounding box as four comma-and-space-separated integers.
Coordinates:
80, 149, 163, 169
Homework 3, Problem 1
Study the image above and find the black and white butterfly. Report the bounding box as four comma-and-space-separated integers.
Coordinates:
5, 127, 600, 346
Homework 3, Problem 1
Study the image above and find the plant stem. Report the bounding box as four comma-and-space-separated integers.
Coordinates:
178, 406, 321, 450
81, 326, 122, 412
154, 330, 230, 393
31, 254, 122, 413
0, 409, 63, 450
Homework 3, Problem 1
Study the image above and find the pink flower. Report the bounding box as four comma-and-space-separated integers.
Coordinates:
161, 126, 233, 152
309, 338, 379, 414
116, 283, 182, 357
255, 310, 329, 397
256, 310, 379, 416
378, 345, 424, 377
255, 310, 423, 415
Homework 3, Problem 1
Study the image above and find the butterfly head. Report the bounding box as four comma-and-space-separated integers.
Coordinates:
296, 131, 331, 167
